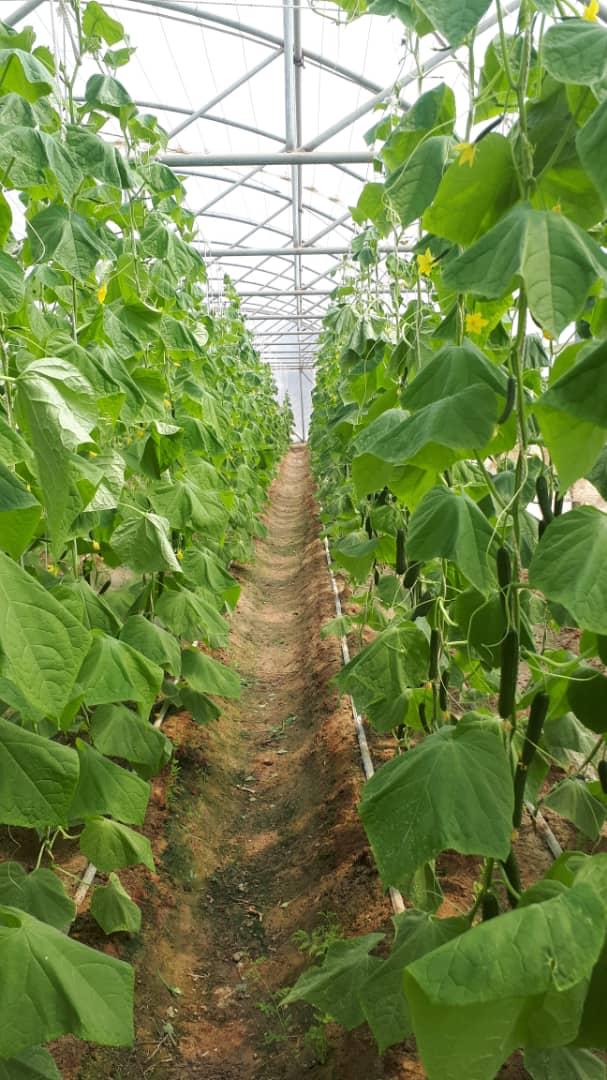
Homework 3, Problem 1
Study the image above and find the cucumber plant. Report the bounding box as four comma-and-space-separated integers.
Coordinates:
0, 4, 291, 1075
287, 2, 607, 1077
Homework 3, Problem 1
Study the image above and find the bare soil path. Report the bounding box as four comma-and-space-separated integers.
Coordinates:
63, 445, 413, 1080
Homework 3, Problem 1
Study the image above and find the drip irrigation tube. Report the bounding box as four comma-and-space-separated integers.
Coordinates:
323, 537, 405, 916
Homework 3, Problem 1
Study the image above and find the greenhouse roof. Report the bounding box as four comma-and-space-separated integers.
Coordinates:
0, 0, 537, 431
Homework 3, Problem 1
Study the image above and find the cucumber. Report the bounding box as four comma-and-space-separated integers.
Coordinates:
513, 691, 549, 828
481, 892, 500, 921
414, 590, 433, 620
429, 628, 441, 681
396, 528, 406, 575
404, 560, 421, 589
554, 492, 564, 517
599, 760, 607, 795
498, 629, 519, 720
536, 474, 553, 525
439, 670, 449, 712
497, 376, 515, 424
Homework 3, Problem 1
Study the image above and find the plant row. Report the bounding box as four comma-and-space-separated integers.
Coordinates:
0, 5, 291, 1076
287, 2, 607, 1079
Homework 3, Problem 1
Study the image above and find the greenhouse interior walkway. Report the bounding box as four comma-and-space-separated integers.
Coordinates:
55, 447, 411, 1079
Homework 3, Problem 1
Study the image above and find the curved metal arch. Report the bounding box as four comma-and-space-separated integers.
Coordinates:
201, 211, 292, 241
109, 0, 384, 93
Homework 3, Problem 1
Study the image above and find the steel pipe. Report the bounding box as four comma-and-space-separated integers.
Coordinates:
160, 150, 374, 167
168, 48, 283, 139
5, 0, 44, 24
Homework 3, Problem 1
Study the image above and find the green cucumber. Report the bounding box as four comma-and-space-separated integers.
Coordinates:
439, 670, 449, 712
414, 591, 433, 620
404, 560, 421, 589
513, 691, 549, 828
536, 474, 553, 525
497, 376, 515, 424
481, 892, 500, 921
396, 528, 406, 575
496, 545, 512, 614
498, 629, 519, 720
429, 628, 441, 681
599, 760, 607, 795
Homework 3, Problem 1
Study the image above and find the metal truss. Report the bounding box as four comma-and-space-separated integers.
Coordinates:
7, 0, 522, 434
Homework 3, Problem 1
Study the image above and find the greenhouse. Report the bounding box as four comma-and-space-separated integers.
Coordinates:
1, 1, 607, 1078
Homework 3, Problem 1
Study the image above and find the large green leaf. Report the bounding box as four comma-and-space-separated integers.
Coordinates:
16, 358, 97, 548
119, 614, 181, 675
360, 911, 466, 1051
331, 530, 379, 582
0, 250, 24, 312
0, 906, 134, 1056
443, 204, 607, 336
181, 547, 240, 608
0, 863, 75, 931
423, 133, 518, 244
283, 934, 384, 1029
0, 48, 53, 101
335, 622, 429, 732
0, 551, 91, 718
544, 19, 607, 85
567, 668, 607, 734
529, 508, 607, 634
576, 99, 607, 202
384, 135, 450, 227
416, 0, 491, 46
525, 1047, 606, 1080
110, 512, 182, 574
181, 647, 241, 700
83, 73, 133, 115
0, 461, 41, 558
359, 715, 513, 891
401, 342, 507, 410
0, 718, 79, 828
404, 883, 606, 1080
155, 586, 229, 647
79, 817, 154, 872
408, 486, 496, 593
68, 739, 150, 825
0, 1046, 61, 1079
90, 703, 172, 779
82, 1, 125, 45
535, 340, 607, 484
90, 873, 141, 935
27, 206, 110, 282
76, 632, 163, 715
352, 386, 499, 472
150, 479, 229, 535
543, 779, 607, 841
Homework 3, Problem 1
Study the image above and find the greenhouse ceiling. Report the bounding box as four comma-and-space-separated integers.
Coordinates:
1, 0, 584, 425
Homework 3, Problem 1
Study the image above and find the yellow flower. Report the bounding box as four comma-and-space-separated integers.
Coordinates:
136, 428, 145, 439
47, 563, 59, 576
176, 548, 184, 562
88, 450, 98, 458
96, 283, 107, 304
163, 398, 172, 408
543, 329, 555, 341
455, 141, 477, 167
552, 202, 562, 213
465, 312, 489, 335
583, 0, 599, 20
416, 248, 435, 276
91, 540, 101, 552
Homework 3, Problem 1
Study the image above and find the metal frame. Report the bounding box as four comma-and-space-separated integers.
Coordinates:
9, 0, 524, 434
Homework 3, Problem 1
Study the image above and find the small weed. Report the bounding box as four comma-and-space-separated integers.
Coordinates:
165, 758, 183, 808
292, 911, 342, 960
268, 713, 297, 740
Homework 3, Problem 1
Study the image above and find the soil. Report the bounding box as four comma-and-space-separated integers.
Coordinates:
38, 445, 596, 1079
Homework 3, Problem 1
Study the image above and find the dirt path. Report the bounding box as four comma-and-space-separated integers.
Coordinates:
64, 445, 410, 1080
